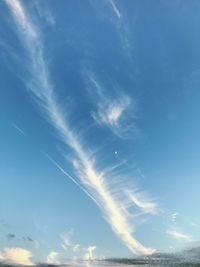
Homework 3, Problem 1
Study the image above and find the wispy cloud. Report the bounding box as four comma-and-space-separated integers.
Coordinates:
6, 0, 156, 255
47, 251, 60, 265
12, 123, 26, 136
72, 244, 80, 253
166, 228, 191, 241
60, 229, 80, 254
43, 152, 99, 206
96, 0, 134, 63
85, 73, 139, 139
107, 0, 122, 19
92, 96, 131, 134
0, 247, 34, 266
128, 191, 159, 215
171, 212, 179, 223
60, 229, 74, 248
33, 1, 56, 27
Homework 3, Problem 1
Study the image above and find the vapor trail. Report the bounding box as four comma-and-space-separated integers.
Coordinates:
6, 0, 155, 255
108, 0, 122, 19
43, 152, 100, 206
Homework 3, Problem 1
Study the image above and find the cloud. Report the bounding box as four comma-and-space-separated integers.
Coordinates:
33, 1, 56, 27
171, 212, 179, 223
128, 191, 159, 215
85, 73, 139, 139
5, 0, 156, 255
93, 96, 130, 128
12, 123, 26, 136
22, 236, 34, 243
97, 0, 134, 63
107, 0, 122, 19
60, 229, 80, 254
5, 0, 37, 41
166, 228, 191, 241
72, 244, 80, 253
60, 229, 73, 248
47, 251, 60, 265
0, 247, 34, 265
6, 233, 34, 243
44, 153, 99, 206
166, 213, 192, 242
84, 246, 96, 261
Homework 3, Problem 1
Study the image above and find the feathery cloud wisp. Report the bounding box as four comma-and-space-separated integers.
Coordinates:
86, 73, 138, 139
171, 212, 179, 223
93, 96, 130, 127
128, 192, 159, 215
12, 123, 26, 136
108, 0, 122, 19
60, 229, 80, 254
0, 247, 33, 266
166, 228, 191, 241
6, 0, 156, 255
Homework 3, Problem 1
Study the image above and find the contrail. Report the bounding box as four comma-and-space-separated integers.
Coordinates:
108, 0, 122, 19
43, 152, 100, 206
5, 0, 155, 255
12, 123, 26, 136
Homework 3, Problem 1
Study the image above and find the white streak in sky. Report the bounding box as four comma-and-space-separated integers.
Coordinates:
12, 123, 26, 136
6, 0, 155, 255
107, 0, 122, 19
106, 0, 136, 66
166, 228, 191, 241
33, 1, 56, 27
128, 192, 159, 215
43, 152, 100, 206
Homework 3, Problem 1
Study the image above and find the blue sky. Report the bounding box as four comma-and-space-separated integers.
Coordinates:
1, 0, 200, 264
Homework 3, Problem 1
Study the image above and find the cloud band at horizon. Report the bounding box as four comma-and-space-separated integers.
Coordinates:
5, 0, 155, 255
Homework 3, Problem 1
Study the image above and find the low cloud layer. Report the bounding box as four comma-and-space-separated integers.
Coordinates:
0, 247, 33, 266
47, 252, 60, 265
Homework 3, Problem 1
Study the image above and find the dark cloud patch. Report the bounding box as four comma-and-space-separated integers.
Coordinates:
22, 236, 34, 242
5, 233, 34, 243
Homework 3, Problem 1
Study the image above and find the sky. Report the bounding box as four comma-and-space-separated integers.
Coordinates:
1, 0, 200, 265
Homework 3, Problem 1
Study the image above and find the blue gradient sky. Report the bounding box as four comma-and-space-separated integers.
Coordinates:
1, 0, 200, 264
